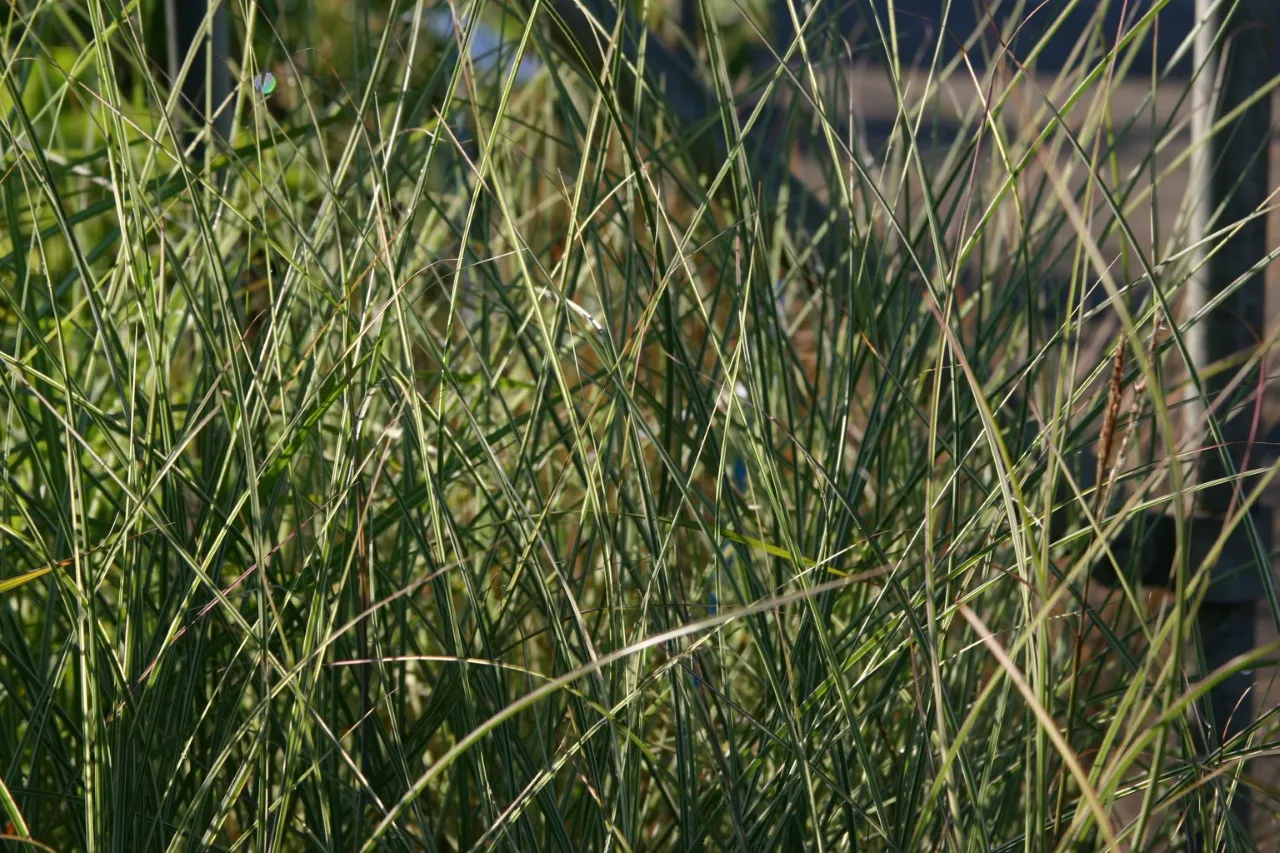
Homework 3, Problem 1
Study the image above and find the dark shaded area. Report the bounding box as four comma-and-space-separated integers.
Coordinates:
781, 0, 1279, 76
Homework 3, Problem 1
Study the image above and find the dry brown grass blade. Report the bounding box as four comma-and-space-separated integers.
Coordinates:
1094, 336, 1129, 519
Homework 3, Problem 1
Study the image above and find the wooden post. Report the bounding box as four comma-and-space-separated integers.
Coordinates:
165, 0, 232, 153
1188, 0, 1274, 835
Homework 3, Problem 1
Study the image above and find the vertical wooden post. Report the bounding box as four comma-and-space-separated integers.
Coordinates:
1188, 0, 1274, 834
165, 0, 232, 152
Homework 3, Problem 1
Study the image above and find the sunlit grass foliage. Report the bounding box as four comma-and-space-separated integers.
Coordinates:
1, 0, 1277, 849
